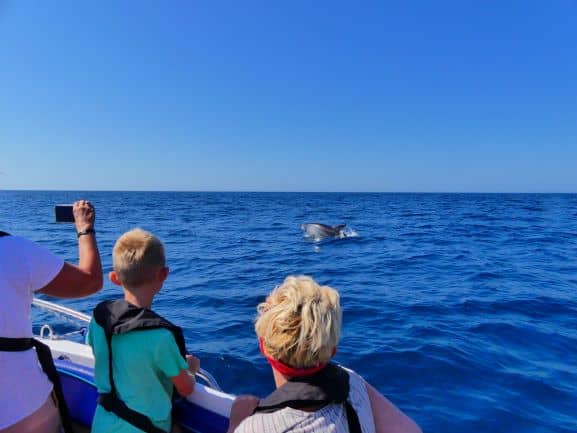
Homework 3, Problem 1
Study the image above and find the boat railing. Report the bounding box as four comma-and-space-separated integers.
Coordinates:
32, 298, 223, 391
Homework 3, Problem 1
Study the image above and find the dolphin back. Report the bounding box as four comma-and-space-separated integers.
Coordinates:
301, 223, 346, 239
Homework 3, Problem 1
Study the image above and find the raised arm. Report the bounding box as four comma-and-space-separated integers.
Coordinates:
366, 383, 422, 433
38, 200, 103, 298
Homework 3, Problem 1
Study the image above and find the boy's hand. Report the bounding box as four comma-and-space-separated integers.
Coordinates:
186, 354, 200, 374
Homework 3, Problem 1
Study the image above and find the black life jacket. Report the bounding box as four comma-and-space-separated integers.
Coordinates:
0, 231, 74, 433
254, 363, 362, 433
93, 299, 187, 433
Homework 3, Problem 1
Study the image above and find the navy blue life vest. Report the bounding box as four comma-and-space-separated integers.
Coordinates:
0, 231, 74, 433
93, 299, 187, 433
255, 363, 362, 433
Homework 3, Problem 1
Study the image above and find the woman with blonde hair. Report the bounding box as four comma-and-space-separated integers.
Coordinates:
227, 276, 421, 433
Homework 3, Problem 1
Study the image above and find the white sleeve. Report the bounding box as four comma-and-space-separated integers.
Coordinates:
17, 236, 65, 292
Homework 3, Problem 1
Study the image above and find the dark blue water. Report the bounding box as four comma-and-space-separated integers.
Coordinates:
2, 191, 576, 432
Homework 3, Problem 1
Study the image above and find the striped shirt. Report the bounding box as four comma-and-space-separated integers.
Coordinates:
235, 369, 376, 433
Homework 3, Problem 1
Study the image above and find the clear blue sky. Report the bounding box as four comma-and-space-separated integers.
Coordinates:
1, 1, 575, 192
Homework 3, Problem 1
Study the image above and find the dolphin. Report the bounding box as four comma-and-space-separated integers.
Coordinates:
301, 223, 347, 240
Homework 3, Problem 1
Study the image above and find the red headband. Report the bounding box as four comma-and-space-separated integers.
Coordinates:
258, 338, 335, 377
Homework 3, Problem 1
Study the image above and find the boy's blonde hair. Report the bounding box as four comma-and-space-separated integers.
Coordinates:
255, 276, 342, 369
113, 228, 165, 288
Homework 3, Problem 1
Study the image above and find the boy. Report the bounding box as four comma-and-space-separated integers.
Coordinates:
88, 228, 199, 433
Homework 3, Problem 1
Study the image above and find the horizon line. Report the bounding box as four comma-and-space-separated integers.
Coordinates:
1, 188, 576, 194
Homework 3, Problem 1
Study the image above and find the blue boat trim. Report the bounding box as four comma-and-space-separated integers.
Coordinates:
56, 358, 96, 386
55, 358, 229, 432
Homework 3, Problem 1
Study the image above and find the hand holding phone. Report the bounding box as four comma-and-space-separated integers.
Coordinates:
55, 201, 96, 232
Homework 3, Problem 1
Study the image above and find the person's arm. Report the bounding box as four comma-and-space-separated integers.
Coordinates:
171, 369, 195, 397
366, 383, 422, 433
38, 200, 103, 298
226, 395, 260, 433
154, 330, 196, 397
170, 353, 200, 397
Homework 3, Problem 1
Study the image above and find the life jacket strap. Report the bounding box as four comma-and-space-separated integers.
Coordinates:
344, 400, 362, 433
254, 363, 362, 433
1, 233, 73, 431
93, 299, 186, 433
98, 393, 167, 433
0, 337, 74, 433
0, 337, 34, 351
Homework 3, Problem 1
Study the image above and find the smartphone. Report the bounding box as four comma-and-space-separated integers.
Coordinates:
55, 205, 75, 223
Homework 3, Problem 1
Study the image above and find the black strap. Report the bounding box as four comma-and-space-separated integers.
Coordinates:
1, 231, 73, 431
77, 228, 96, 238
99, 331, 167, 433
255, 399, 360, 433
256, 364, 351, 412
0, 337, 74, 433
254, 364, 362, 433
93, 300, 186, 358
0, 233, 73, 431
98, 393, 166, 433
93, 300, 186, 433
0, 337, 33, 351
344, 400, 362, 433
257, 399, 361, 433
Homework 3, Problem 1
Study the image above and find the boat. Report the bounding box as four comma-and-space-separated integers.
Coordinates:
32, 298, 235, 433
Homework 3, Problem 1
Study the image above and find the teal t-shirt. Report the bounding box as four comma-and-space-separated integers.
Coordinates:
87, 318, 189, 433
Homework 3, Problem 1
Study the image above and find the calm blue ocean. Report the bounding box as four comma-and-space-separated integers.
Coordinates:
1, 191, 576, 432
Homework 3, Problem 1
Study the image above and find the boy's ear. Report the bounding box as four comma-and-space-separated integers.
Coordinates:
109, 271, 122, 286
158, 266, 169, 282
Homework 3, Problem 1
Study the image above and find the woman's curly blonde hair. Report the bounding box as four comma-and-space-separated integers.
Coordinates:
255, 275, 342, 369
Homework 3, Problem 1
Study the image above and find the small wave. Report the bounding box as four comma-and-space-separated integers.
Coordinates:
343, 228, 359, 238
405, 253, 439, 261
522, 206, 545, 212
459, 296, 577, 320
399, 231, 422, 237
415, 223, 435, 229
469, 271, 500, 281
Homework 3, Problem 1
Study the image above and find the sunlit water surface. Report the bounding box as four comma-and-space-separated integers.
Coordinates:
2, 191, 576, 432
